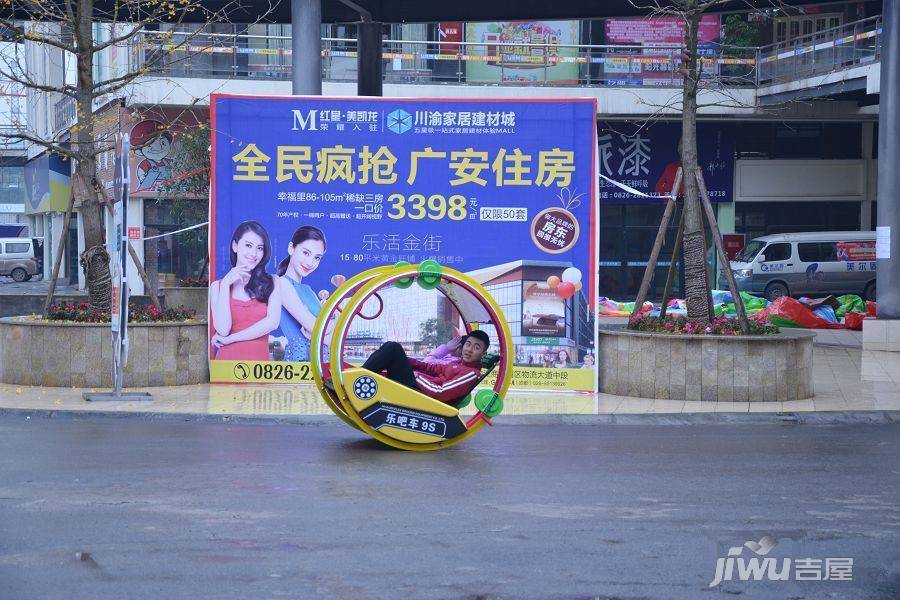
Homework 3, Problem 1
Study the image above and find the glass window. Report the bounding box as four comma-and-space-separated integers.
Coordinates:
762, 242, 791, 262
4, 242, 30, 253
143, 199, 208, 287
735, 239, 765, 262
799, 242, 838, 262
798, 243, 818, 262
0, 165, 25, 205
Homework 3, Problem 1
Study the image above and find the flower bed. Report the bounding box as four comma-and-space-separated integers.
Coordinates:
178, 277, 208, 288
628, 314, 778, 336
46, 301, 195, 323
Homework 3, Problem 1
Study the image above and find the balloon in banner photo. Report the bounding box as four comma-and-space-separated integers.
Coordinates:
561, 267, 582, 285
574, 281, 583, 292
547, 275, 560, 289
557, 282, 575, 299
331, 274, 346, 287
318, 289, 330, 302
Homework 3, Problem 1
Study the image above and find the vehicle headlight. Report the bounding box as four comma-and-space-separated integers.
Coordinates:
733, 269, 752, 278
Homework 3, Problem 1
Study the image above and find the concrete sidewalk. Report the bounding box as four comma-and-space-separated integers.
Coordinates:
1, 346, 897, 420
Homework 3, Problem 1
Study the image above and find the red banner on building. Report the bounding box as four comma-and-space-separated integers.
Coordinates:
438, 22, 463, 55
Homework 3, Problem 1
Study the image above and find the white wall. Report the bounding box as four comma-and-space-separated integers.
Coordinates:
123, 76, 760, 118
735, 159, 870, 203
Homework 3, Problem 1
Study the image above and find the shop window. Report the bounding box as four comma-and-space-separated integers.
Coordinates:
736, 123, 861, 159
822, 123, 861, 159
736, 201, 861, 240
143, 199, 208, 288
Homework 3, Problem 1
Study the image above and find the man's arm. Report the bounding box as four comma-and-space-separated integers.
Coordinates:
408, 356, 441, 376
415, 368, 479, 404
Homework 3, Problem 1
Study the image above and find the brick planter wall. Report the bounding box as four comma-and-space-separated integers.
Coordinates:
0, 317, 209, 387
598, 325, 815, 401
161, 286, 208, 318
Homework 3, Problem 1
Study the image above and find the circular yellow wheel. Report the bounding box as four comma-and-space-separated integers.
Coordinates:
312, 262, 513, 451
310, 265, 393, 430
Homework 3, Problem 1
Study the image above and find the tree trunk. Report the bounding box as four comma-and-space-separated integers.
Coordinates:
74, 0, 112, 311
680, 6, 711, 325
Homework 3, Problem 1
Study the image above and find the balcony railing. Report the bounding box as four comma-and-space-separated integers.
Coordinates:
131, 30, 758, 88
127, 15, 883, 90
756, 15, 882, 86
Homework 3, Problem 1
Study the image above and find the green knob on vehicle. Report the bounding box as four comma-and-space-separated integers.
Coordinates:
417, 260, 442, 290
475, 389, 503, 418
394, 261, 414, 288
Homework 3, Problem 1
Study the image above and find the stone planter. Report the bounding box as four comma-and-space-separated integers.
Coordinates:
599, 325, 815, 402
161, 286, 208, 318
0, 317, 209, 387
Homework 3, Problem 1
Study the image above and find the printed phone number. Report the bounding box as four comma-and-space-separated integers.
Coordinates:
234, 362, 314, 382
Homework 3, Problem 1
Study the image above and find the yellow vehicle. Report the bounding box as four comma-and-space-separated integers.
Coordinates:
310, 261, 513, 451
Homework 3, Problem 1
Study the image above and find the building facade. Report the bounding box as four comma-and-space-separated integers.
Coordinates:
22, 0, 886, 306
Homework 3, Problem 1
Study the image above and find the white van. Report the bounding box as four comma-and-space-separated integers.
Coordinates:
0, 237, 42, 282
725, 231, 876, 301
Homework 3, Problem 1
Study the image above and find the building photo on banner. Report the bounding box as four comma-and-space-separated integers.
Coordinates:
210, 95, 598, 392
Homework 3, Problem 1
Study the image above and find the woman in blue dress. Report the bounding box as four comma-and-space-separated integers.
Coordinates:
275, 226, 326, 361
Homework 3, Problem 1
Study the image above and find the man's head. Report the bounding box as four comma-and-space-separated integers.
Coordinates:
461, 330, 490, 364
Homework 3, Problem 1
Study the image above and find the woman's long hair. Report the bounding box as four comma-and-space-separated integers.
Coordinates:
229, 221, 274, 303
277, 225, 327, 277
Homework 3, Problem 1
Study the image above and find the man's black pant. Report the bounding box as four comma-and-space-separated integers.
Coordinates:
363, 342, 419, 391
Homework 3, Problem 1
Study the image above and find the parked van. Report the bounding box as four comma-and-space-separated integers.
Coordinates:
0, 238, 42, 282
725, 231, 876, 301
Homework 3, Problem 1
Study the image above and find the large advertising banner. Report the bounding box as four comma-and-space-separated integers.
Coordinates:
603, 16, 721, 86
210, 95, 597, 391
465, 21, 580, 84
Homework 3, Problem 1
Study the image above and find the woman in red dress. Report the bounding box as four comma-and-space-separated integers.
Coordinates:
209, 221, 282, 361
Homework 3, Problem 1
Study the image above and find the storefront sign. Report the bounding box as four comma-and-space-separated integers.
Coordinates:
210, 95, 598, 391
723, 233, 746, 259
597, 121, 735, 203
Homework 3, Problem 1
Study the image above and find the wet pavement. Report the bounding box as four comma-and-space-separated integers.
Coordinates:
0, 414, 897, 599
1, 346, 898, 418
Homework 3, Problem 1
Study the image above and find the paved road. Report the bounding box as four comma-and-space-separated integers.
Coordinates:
0, 415, 897, 599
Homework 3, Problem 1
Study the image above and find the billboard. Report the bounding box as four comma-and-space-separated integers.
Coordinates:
210, 95, 597, 391
465, 21, 580, 84
603, 16, 721, 86
24, 153, 71, 215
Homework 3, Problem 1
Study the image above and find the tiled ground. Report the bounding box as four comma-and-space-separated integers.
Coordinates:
0, 346, 896, 417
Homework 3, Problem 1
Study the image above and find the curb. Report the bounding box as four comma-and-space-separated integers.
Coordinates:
1, 407, 898, 426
